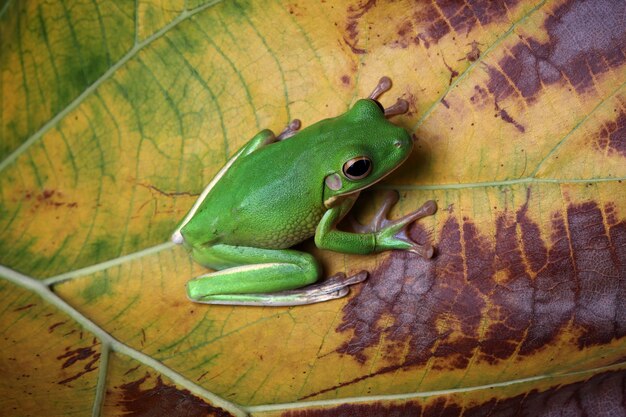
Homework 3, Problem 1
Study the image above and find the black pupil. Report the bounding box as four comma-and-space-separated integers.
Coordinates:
347, 159, 371, 177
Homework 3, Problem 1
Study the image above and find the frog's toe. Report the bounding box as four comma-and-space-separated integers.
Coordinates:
277, 119, 301, 140
295, 270, 368, 296
369, 76, 392, 100
384, 98, 409, 117
423, 200, 438, 216
350, 191, 399, 233
409, 243, 435, 259
392, 198, 438, 229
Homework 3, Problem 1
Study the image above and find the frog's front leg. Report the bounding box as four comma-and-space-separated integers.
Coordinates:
276, 119, 301, 140
352, 191, 437, 258
187, 244, 366, 306
316, 193, 437, 257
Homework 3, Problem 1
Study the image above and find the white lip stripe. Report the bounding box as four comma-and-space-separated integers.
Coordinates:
197, 263, 283, 277
171, 148, 245, 244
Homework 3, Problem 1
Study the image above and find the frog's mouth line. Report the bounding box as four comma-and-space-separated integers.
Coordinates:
323, 146, 414, 208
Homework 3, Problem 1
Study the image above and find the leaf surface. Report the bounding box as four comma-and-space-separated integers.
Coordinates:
1, 0, 625, 415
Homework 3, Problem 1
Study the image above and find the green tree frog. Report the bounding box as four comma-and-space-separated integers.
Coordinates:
172, 77, 437, 306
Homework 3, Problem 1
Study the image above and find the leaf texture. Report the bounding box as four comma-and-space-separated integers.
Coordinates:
1, 0, 625, 415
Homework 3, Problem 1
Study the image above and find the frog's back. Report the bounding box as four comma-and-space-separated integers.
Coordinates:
185, 136, 328, 249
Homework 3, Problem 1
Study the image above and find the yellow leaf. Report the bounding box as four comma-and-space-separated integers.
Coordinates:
1, 0, 625, 415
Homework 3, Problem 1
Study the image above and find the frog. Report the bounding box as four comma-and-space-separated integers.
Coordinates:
171, 76, 437, 306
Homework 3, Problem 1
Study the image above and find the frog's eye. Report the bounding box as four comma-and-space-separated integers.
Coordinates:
343, 157, 372, 180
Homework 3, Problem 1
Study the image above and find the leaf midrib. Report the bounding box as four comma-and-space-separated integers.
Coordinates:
0, 263, 249, 417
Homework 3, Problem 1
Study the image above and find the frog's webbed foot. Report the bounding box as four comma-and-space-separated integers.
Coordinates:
368, 76, 409, 118
277, 119, 301, 141
267, 270, 367, 301
351, 191, 437, 258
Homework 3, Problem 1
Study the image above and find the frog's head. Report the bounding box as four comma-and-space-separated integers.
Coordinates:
322, 97, 413, 208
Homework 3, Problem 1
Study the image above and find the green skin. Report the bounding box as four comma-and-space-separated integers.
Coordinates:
172, 98, 435, 306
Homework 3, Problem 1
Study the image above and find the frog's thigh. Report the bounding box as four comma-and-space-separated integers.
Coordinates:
187, 244, 321, 300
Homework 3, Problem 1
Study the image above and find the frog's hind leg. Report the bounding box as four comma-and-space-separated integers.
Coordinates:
171, 129, 278, 244
187, 244, 366, 306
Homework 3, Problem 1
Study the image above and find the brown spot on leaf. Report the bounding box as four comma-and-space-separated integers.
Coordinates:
287, 3, 302, 17
343, 0, 376, 54
390, 18, 420, 49
335, 191, 626, 375
123, 365, 141, 376
470, 84, 489, 106
487, 0, 626, 103
391, 18, 420, 49
48, 321, 67, 333
116, 373, 234, 417
466, 41, 482, 62
595, 109, 626, 157
21, 189, 78, 210
13, 303, 36, 312
56, 340, 100, 385
342, 37, 366, 54
419, 0, 520, 46
495, 102, 525, 132
473, 68, 527, 132
443, 57, 459, 85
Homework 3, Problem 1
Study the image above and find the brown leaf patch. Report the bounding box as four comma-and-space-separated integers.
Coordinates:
487, 0, 626, 103
336, 192, 626, 370
595, 109, 626, 158
115, 373, 234, 417
419, 0, 520, 47
343, 0, 376, 54
466, 369, 626, 416
56, 339, 100, 385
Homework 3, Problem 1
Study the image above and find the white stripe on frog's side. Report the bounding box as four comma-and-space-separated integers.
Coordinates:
171, 148, 245, 244
195, 262, 283, 277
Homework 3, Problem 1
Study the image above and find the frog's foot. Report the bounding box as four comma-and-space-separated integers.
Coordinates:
369, 76, 392, 100
383, 99, 409, 117
277, 119, 301, 140
194, 271, 368, 306
285, 270, 368, 297
351, 191, 437, 258
367, 76, 409, 118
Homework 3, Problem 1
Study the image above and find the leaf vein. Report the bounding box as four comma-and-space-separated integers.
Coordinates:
0, 0, 226, 173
